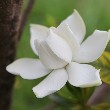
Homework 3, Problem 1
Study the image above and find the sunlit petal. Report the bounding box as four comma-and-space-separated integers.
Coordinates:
6, 58, 51, 79
66, 62, 102, 87
30, 24, 48, 55
58, 10, 86, 44
33, 68, 68, 98
53, 24, 80, 60
73, 30, 110, 63
35, 29, 72, 69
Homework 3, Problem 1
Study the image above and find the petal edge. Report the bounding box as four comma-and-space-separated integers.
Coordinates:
33, 68, 68, 98
66, 62, 102, 88
73, 30, 110, 63
30, 24, 48, 55
6, 58, 51, 80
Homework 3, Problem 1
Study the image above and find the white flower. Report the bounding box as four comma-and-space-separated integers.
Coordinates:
6, 10, 110, 98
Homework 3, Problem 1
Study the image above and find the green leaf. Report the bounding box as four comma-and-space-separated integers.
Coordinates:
49, 93, 73, 107
56, 84, 94, 105
92, 103, 110, 110
91, 52, 110, 84
105, 41, 110, 52
57, 86, 76, 101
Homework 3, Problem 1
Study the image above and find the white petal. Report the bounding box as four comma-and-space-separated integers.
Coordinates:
6, 58, 51, 80
58, 10, 86, 44
73, 30, 110, 63
66, 62, 102, 87
35, 29, 72, 69
46, 29, 72, 62
33, 68, 68, 98
53, 24, 80, 60
30, 24, 48, 55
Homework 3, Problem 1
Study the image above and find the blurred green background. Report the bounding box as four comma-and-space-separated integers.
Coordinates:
12, 0, 110, 110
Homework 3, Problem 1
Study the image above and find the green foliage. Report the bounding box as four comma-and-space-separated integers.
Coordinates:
105, 41, 110, 52
92, 103, 110, 110
91, 52, 110, 84
48, 83, 96, 109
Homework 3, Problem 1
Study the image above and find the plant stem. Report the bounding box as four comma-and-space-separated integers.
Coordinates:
18, 0, 36, 40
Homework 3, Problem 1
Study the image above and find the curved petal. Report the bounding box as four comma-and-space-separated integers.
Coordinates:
46, 29, 72, 62
6, 58, 51, 80
30, 24, 48, 55
53, 24, 80, 60
33, 68, 68, 98
58, 10, 86, 44
73, 30, 110, 63
35, 29, 72, 69
66, 62, 102, 87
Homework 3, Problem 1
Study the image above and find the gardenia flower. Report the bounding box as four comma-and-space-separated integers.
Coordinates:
6, 10, 110, 98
